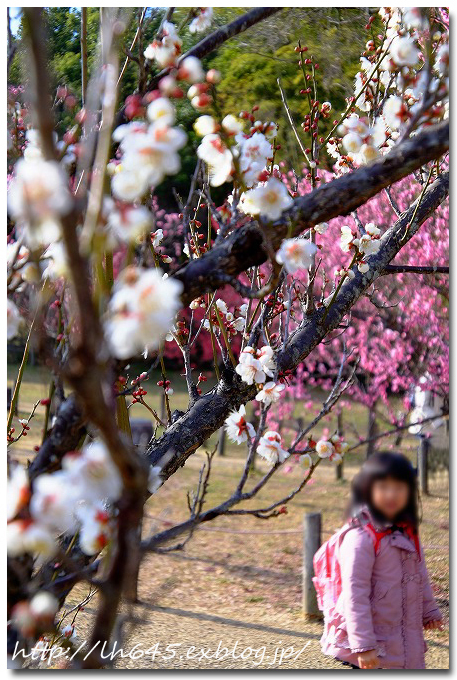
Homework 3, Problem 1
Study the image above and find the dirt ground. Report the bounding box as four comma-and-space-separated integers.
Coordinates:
63, 451, 449, 670
9, 365, 449, 669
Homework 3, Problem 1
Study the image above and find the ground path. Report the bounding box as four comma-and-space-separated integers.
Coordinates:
66, 450, 448, 670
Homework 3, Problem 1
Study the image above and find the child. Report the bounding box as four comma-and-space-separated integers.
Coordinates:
320, 451, 443, 669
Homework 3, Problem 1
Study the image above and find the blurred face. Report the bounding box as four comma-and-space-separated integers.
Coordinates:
371, 476, 410, 520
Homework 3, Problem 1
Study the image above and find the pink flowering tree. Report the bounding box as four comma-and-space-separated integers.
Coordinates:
271, 172, 449, 450
7, 7, 448, 667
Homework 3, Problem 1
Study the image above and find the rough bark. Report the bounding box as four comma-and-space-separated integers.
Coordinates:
28, 393, 86, 481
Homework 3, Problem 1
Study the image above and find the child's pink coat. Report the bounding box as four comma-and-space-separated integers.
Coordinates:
320, 510, 442, 669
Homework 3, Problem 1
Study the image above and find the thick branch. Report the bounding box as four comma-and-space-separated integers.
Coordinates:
28, 394, 85, 481
277, 171, 449, 371
380, 264, 449, 275
115, 8, 282, 125
148, 7, 282, 89
22, 9, 57, 160
173, 121, 449, 306
147, 172, 449, 477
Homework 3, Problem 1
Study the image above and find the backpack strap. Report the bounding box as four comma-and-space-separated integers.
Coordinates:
363, 522, 393, 554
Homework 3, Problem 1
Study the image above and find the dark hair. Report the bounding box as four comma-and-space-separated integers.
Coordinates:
347, 451, 420, 530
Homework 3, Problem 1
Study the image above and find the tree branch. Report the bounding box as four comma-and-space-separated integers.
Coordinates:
115, 7, 282, 125
148, 7, 282, 89
380, 264, 449, 276
147, 171, 449, 478
172, 121, 449, 306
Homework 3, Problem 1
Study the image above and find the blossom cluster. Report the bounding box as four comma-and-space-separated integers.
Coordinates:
104, 266, 183, 359
110, 98, 187, 203
7, 442, 122, 560
315, 435, 349, 464
326, 7, 449, 174
8, 154, 71, 249
235, 345, 275, 386
339, 221, 381, 275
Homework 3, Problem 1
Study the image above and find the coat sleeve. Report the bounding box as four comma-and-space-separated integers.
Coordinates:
419, 542, 443, 623
339, 527, 377, 653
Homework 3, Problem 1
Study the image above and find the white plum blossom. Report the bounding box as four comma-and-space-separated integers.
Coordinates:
340, 225, 357, 253
7, 520, 57, 562
342, 131, 363, 154
238, 131, 272, 186
197, 133, 233, 186
30, 471, 81, 534
76, 503, 113, 556
147, 97, 176, 125
225, 404, 256, 444
358, 262, 370, 274
257, 431, 289, 465
111, 166, 150, 202
383, 95, 404, 130
230, 315, 245, 332
345, 113, 369, 137
144, 22, 182, 68
239, 131, 272, 168
178, 56, 205, 83
365, 222, 381, 237
104, 266, 183, 359
29, 592, 59, 624
112, 99, 187, 200
7, 464, 30, 520
148, 465, 163, 494
107, 204, 153, 244
314, 222, 329, 235
10, 601, 37, 638
265, 122, 278, 140
42, 242, 68, 280
61, 625, 77, 640
255, 381, 285, 406
158, 74, 178, 95
222, 114, 243, 135
122, 121, 187, 183
402, 7, 428, 30
359, 143, 379, 163
7, 299, 22, 340
240, 177, 293, 221
8, 159, 72, 248
194, 115, 218, 136
151, 228, 164, 248
62, 441, 123, 505
9, 438, 133, 561
235, 352, 266, 386
112, 120, 148, 144
389, 35, 420, 67
315, 440, 335, 458
215, 298, 228, 315
337, 113, 388, 165
359, 225, 381, 256
257, 345, 275, 377
276, 238, 318, 273
189, 7, 213, 33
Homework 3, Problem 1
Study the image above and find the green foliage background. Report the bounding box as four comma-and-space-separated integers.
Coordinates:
9, 7, 371, 204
